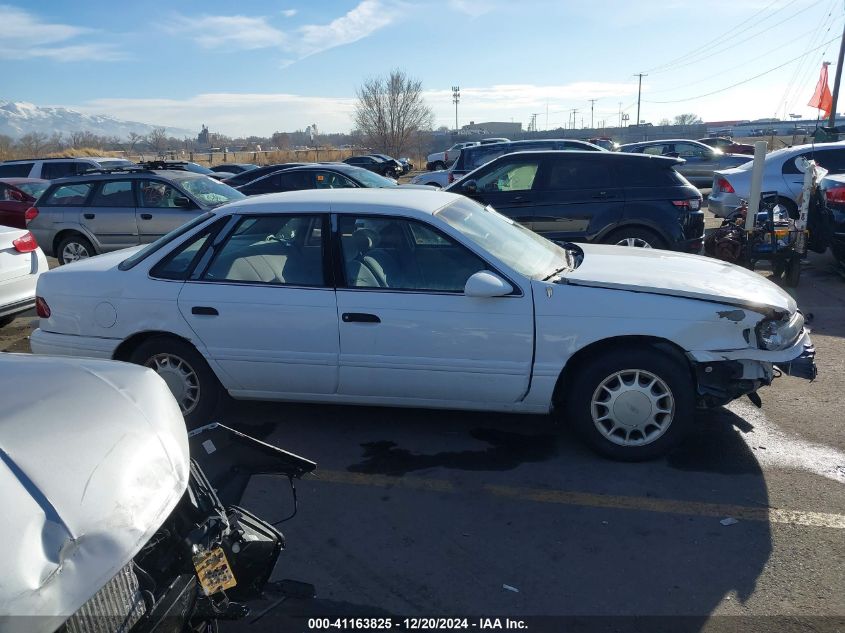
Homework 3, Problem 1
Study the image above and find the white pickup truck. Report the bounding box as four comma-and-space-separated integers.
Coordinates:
426, 141, 480, 170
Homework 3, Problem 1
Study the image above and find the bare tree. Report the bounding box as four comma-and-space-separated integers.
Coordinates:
127, 132, 144, 153
145, 127, 169, 154
353, 69, 434, 156
673, 113, 703, 126
17, 132, 49, 156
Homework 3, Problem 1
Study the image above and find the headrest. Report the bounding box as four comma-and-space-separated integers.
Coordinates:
352, 228, 378, 252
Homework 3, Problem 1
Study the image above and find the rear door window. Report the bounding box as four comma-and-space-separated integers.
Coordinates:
542, 158, 612, 190
90, 180, 136, 207
41, 161, 86, 179
43, 183, 94, 206
0, 163, 34, 177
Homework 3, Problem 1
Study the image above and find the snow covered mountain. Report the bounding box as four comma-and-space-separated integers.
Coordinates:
0, 101, 193, 140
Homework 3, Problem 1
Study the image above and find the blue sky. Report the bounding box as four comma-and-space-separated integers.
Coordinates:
3, 0, 843, 136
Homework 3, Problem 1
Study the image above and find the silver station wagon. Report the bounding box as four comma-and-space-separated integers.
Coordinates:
27, 168, 245, 264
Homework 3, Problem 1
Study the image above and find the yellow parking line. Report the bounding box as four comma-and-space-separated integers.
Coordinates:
312, 469, 845, 530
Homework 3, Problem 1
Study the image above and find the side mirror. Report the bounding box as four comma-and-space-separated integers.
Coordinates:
464, 271, 513, 298
174, 196, 193, 208
461, 179, 478, 194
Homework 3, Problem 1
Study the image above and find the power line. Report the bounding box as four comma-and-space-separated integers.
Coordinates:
644, 34, 840, 104
643, 0, 798, 73
649, 0, 823, 77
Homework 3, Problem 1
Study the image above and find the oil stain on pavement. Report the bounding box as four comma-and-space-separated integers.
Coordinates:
347, 428, 558, 476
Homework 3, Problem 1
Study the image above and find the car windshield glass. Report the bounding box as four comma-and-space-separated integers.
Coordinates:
118, 212, 215, 270
436, 197, 573, 279
349, 168, 397, 187
175, 176, 245, 206
15, 182, 48, 198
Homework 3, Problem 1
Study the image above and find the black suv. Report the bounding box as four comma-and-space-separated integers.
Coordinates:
343, 155, 398, 177
448, 138, 604, 184
444, 150, 704, 251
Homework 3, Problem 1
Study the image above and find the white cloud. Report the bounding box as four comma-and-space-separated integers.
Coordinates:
168, 15, 286, 49
0, 5, 125, 61
70, 82, 643, 137
294, 0, 397, 58
169, 1, 398, 65
447, 0, 495, 17
76, 93, 356, 137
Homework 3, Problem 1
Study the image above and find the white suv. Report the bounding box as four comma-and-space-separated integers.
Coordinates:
0, 157, 134, 180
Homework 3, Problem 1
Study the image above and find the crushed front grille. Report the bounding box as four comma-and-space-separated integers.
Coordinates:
64, 562, 146, 633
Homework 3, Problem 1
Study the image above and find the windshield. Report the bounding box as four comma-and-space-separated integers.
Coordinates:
436, 197, 572, 279
16, 182, 48, 199
176, 176, 245, 206
119, 212, 214, 270
349, 168, 397, 188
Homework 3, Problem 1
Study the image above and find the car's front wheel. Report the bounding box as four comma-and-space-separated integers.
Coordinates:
130, 336, 221, 428
57, 233, 95, 265
564, 346, 694, 461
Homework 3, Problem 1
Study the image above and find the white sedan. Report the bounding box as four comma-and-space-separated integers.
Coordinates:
31, 189, 816, 460
0, 226, 48, 328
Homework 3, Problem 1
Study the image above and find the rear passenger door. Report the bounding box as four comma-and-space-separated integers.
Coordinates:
529, 155, 624, 242
82, 180, 140, 251
176, 214, 339, 397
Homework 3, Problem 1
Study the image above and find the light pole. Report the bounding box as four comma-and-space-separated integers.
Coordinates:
452, 86, 460, 131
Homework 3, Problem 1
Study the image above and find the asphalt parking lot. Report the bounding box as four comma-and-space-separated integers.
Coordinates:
2, 212, 844, 632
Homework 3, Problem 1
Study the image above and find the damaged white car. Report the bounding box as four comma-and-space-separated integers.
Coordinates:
0, 353, 315, 633
30, 189, 815, 460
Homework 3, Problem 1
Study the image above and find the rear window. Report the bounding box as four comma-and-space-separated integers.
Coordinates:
41, 161, 90, 179
42, 183, 94, 206
616, 160, 688, 187
0, 163, 34, 177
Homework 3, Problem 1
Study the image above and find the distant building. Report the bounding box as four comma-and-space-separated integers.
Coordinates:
196, 124, 221, 150
460, 121, 522, 136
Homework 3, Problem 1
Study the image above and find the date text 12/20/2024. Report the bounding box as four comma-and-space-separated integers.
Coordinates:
307, 618, 528, 630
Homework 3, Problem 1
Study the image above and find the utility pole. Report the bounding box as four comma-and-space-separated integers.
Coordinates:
618, 102, 622, 128
829, 21, 845, 128
589, 99, 597, 129
634, 73, 647, 126
452, 86, 460, 131
569, 108, 579, 130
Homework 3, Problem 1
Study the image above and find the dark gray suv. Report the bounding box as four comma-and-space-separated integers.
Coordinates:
28, 169, 245, 264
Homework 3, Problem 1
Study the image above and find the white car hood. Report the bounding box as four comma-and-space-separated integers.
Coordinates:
0, 354, 189, 633
564, 244, 796, 315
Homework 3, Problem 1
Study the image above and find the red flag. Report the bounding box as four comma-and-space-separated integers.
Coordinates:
808, 63, 833, 117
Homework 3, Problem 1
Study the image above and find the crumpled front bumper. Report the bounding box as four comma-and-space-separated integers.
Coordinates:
774, 341, 817, 380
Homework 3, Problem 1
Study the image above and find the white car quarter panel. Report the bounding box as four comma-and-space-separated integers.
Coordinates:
336, 289, 534, 403
177, 282, 339, 394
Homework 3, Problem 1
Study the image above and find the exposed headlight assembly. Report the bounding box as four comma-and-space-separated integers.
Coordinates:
756, 311, 804, 350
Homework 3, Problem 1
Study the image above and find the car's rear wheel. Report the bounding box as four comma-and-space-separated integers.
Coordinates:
130, 336, 221, 428
433, 161, 446, 170
603, 227, 667, 249
564, 346, 694, 461
57, 233, 94, 265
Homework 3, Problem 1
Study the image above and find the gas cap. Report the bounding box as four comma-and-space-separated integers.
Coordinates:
94, 302, 117, 328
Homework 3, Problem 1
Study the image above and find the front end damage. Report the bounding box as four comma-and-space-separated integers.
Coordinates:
688, 325, 817, 409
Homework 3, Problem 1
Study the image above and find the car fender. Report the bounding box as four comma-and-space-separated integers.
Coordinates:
521, 280, 767, 408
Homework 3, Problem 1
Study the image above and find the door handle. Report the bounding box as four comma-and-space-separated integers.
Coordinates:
342, 312, 380, 323
83, 213, 95, 219
191, 306, 219, 316
140, 213, 153, 220
512, 195, 532, 203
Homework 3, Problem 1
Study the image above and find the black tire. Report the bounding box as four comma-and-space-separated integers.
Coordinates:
57, 233, 95, 265
129, 335, 221, 428
602, 227, 668, 250
563, 346, 695, 461
433, 161, 446, 170
777, 196, 799, 220
783, 253, 801, 287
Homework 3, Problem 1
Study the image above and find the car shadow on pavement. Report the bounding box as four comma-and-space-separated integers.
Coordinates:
223, 399, 774, 631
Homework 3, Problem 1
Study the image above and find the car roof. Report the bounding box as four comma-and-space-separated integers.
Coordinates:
621, 138, 710, 147
464, 138, 602, 151
221, 188, 461, 217
48, 170, 207, 184
0, 177, 48, 185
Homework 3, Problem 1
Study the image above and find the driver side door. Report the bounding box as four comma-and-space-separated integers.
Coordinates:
137, 179, 201, 242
